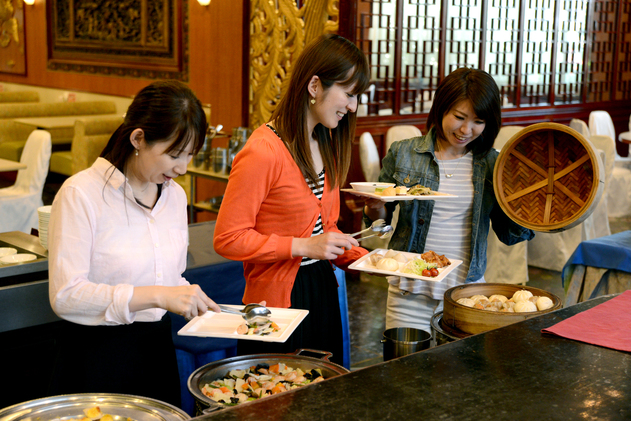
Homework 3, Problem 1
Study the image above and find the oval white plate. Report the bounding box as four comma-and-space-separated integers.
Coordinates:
0, 253, 37, 264
0, 247, 17, 258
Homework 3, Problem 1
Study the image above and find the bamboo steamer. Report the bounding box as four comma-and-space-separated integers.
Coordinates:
494, 123, 604, 232
442, 283, 562, 335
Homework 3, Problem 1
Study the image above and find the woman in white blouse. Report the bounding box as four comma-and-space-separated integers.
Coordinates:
47, 80, 220, 406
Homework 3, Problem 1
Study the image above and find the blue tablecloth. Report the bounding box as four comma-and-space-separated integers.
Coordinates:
563, 230, 631, 276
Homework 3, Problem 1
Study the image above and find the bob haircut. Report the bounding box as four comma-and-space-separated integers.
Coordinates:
272, 34, 370, 189
426, 67, 501, 154
101, 80, 207, 174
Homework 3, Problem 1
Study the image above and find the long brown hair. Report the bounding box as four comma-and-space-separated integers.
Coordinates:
101, 80, 207, 173
426, 67, 501, 154
272, 34, 370, 189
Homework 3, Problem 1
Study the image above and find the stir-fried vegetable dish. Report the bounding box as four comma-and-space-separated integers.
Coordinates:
202, 362, 325, 405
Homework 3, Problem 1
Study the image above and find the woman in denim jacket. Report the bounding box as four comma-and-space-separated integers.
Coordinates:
364, 68, 534, 333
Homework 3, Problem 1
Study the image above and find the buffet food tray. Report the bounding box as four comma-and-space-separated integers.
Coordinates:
178, 305, 308, 343
349, 249, 463, 282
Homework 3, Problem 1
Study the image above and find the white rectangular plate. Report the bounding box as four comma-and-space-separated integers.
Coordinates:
341, 188, 458, 202
348, 249, 463, 282
178, 305, 309, 343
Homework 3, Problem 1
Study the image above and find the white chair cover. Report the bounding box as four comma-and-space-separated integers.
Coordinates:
591, 134, 631, 218
588, 111, 616, 143
485, 225, 529, 285
527, 135, 613, 271
569, 118, 590, 139
359, 132, 380, 182
494, 126, 524, 150
0, 130, 52, 234
485, 125, 528, 284
385, 125, 422, 153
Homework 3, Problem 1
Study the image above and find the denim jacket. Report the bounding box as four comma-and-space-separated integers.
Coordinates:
364, 129, 534, 284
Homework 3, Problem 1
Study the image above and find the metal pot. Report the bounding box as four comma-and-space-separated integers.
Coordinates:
381, 327, 431, 361
188, 349, 349, 416
0, 393, 190, 421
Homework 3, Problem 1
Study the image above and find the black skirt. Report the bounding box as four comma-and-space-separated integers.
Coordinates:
237, 259, 344, 365
48, 314, 181, 408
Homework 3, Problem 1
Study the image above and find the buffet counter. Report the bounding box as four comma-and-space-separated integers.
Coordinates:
191, 294, 630, 421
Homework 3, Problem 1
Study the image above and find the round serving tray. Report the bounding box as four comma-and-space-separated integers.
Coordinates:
0, 393, 190, 421
494, 123, 604, 232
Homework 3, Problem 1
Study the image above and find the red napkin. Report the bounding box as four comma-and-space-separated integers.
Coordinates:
541, 290, 631, 352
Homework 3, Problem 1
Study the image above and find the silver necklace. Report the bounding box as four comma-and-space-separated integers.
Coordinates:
436, 148, 468, 178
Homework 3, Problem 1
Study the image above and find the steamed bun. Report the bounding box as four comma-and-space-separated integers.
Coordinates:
512, 290, 533, 302
514, 300, 537, 312
536, 296, 554, 311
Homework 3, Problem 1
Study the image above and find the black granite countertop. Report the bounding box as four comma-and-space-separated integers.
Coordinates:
191, 294, 630, 421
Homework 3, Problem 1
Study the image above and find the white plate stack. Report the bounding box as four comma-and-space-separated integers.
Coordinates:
37, 206, 52, 250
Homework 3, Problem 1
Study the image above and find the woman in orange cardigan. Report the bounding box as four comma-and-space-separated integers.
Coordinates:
214, 34, 370, 363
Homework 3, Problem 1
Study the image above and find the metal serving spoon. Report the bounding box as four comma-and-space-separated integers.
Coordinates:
349, 219, 386, 237
355, 225, 394, 242
217, 303, 272, 324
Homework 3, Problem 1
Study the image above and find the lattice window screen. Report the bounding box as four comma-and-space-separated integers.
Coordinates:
356, 0, 629, 116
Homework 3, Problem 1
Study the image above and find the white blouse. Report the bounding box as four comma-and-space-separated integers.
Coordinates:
48, 158, 190, 326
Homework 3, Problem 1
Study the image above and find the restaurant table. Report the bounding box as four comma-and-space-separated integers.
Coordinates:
0, 157, 26, 171
562, 230, 631, 306
619, 131, 631, 144
13, 114, 119, 145
191, 293, 630, 421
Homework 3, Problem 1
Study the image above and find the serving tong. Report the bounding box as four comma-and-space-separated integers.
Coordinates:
217, 303, 272, 324
348, 219, 394, 242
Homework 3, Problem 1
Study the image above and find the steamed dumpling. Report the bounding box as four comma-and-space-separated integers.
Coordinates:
514, 300, 537, 312
536, 296, 554, 311
470, 295, 488, 303
489, 294, 508, 303
456, 298, 476, 308
512, 290, 533, 302
376, 257, 399, 271
369, 253, 384, 266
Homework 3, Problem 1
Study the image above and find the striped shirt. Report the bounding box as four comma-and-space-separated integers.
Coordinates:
393, 152, 481, 299
301, 168, 325, 266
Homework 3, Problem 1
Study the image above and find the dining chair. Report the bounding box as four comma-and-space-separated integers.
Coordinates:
569, 118, 590, 139
591, 134, 631, 218
385, 125, 422, 153
0, 130, 52, 234
588, 111, 631, 170
493, 126, 524, 151
359, 132, 380, 182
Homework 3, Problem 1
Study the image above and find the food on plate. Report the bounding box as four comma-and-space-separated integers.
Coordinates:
369, 253, 384, 265
402, 257, 438, 277
237, 321, 281, 336
376, 257, 399, 271
514, 300, 537, 313
420, 250, 451, 268
407, 184, 432, 196
535, 296, 554, 311
512, 289, 534, 302
395, 186, 408, 195
384, 249, 398, 259
202, 363, 325, 405
380, 186, 397, 196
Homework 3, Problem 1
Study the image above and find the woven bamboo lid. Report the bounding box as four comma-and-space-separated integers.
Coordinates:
493, 122, 604, 232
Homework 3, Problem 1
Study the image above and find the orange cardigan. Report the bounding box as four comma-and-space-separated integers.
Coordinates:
213, 124, 367, 307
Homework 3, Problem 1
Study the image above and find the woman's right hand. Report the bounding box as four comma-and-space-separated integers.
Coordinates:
292, 232, 359, 261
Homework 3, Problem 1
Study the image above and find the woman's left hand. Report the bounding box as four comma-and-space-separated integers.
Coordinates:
292, 232, 359, 260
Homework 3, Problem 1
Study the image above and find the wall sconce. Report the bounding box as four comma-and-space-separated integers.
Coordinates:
198, 0, 210, 5
24, 0, 35, 4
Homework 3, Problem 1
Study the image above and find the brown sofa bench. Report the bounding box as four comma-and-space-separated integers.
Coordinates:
0, 91, 39, 103
0, 101, 117, 161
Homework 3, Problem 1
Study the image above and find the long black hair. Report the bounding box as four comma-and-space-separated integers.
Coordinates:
101, 80, 207, 173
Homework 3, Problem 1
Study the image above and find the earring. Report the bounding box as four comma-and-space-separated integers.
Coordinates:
310, 98, 316, 105
135, 149, 139, 156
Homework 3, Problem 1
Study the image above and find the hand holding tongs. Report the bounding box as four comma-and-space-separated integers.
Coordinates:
347, 219, 394, 242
